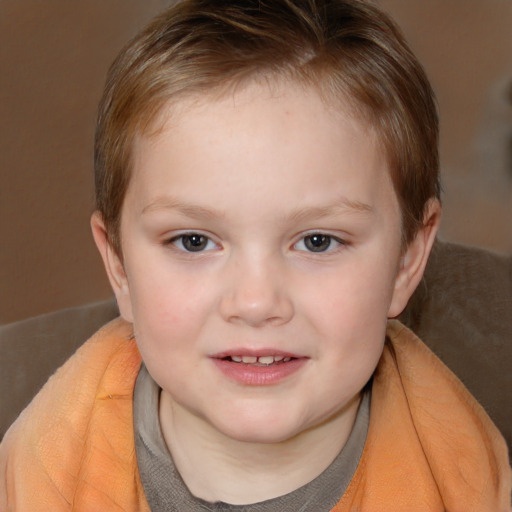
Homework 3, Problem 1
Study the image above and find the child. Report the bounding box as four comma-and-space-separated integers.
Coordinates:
1, 0, 510, 510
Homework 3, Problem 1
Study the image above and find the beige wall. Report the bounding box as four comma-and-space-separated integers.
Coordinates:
381, 0, 512, 252
0, 1, 169, 324
1, 0, 511, 324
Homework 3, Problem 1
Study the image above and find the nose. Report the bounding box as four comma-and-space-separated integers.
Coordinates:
218, 254, 294, 327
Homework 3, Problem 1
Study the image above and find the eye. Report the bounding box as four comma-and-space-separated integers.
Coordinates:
294, 233, 344, 253
169, 233, 217, 252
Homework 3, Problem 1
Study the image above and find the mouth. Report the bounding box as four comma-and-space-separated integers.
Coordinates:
221, 354, 294, 366
211, 351, 307, 385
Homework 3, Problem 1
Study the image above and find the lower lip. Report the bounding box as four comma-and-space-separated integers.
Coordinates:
211, 358, 308, 386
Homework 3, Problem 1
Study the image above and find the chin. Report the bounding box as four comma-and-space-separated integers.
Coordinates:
223, 426, 300, 445
210, 409, 307, 445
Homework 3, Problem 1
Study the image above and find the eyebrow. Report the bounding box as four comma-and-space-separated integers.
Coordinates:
141, 195, 374, 221
286, 197, 374, 224
142, 197, 224, 219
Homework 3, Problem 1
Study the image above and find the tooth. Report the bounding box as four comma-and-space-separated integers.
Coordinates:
231, 356, 242, 362
283, 357, 291, 362
242, 356, 258, 364
274, 355, 284, 362
258, 356, 274, 365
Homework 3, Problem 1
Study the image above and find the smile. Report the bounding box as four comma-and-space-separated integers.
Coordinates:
224, 355, 293, 365
211, 351, 307, 386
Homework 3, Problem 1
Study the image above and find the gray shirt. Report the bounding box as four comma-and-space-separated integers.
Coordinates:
134, 365, 370, 512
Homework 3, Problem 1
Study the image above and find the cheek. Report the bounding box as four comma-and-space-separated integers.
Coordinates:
296, 261, 394, 371
125, 259, 216, 348
128, 251, 214, 315
302, 262, 396, 325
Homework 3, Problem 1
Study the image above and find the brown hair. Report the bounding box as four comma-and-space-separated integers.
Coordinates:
94, 0, 440, 255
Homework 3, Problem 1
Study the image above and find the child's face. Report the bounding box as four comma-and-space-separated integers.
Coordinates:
107, 82, 414, 444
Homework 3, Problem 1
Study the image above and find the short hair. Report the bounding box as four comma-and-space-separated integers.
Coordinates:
94, 0, 440, 255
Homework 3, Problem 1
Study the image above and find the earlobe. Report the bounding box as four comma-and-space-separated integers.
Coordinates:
388, 199, 441, 318
90, 212, 134, 323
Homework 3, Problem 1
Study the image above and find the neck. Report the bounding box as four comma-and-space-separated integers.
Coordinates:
159, 392, 361, 505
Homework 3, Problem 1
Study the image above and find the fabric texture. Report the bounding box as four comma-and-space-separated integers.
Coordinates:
0, 298, 119, 439
399, 240, 512, 450
0, 318, 510, 511
133, 365, 370, 512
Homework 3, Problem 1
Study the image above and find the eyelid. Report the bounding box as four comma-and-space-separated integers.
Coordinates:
292, 231, 349, 253
165, 231, 221, 252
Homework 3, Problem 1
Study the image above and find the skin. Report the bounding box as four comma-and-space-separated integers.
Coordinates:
92, 80, 440, 504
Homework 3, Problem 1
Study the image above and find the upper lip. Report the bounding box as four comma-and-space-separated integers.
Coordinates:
211, 348, 305, 359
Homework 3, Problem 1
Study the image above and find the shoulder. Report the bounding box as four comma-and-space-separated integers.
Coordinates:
370, 321, 510, 509
0, 318, 143, 511
0, 298, 119, 438
400, 240, 512, 451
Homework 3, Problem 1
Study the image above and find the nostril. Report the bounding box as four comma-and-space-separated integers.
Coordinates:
218, 264, 295, 326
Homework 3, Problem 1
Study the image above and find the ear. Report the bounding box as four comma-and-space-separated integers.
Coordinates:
388, 199, 441, 318
90, 211, 134, 323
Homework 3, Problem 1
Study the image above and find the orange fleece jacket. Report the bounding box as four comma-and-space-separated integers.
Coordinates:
0, 318, 510, 511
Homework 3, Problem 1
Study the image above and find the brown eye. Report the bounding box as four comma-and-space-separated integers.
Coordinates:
171, 233, 216, 252
303, 234, 332, 252
182, 234, 208, 251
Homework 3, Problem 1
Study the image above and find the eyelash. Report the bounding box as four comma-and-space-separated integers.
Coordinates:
293, 233, 347, 254
166, 233, 219, 253
165, 232, 347, 254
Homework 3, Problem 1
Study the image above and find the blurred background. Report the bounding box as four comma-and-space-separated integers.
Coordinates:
1, 0, 511, 324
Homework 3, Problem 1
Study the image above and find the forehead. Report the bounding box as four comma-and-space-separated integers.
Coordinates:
142, 75, 380, 149
126, 81, 397, 222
